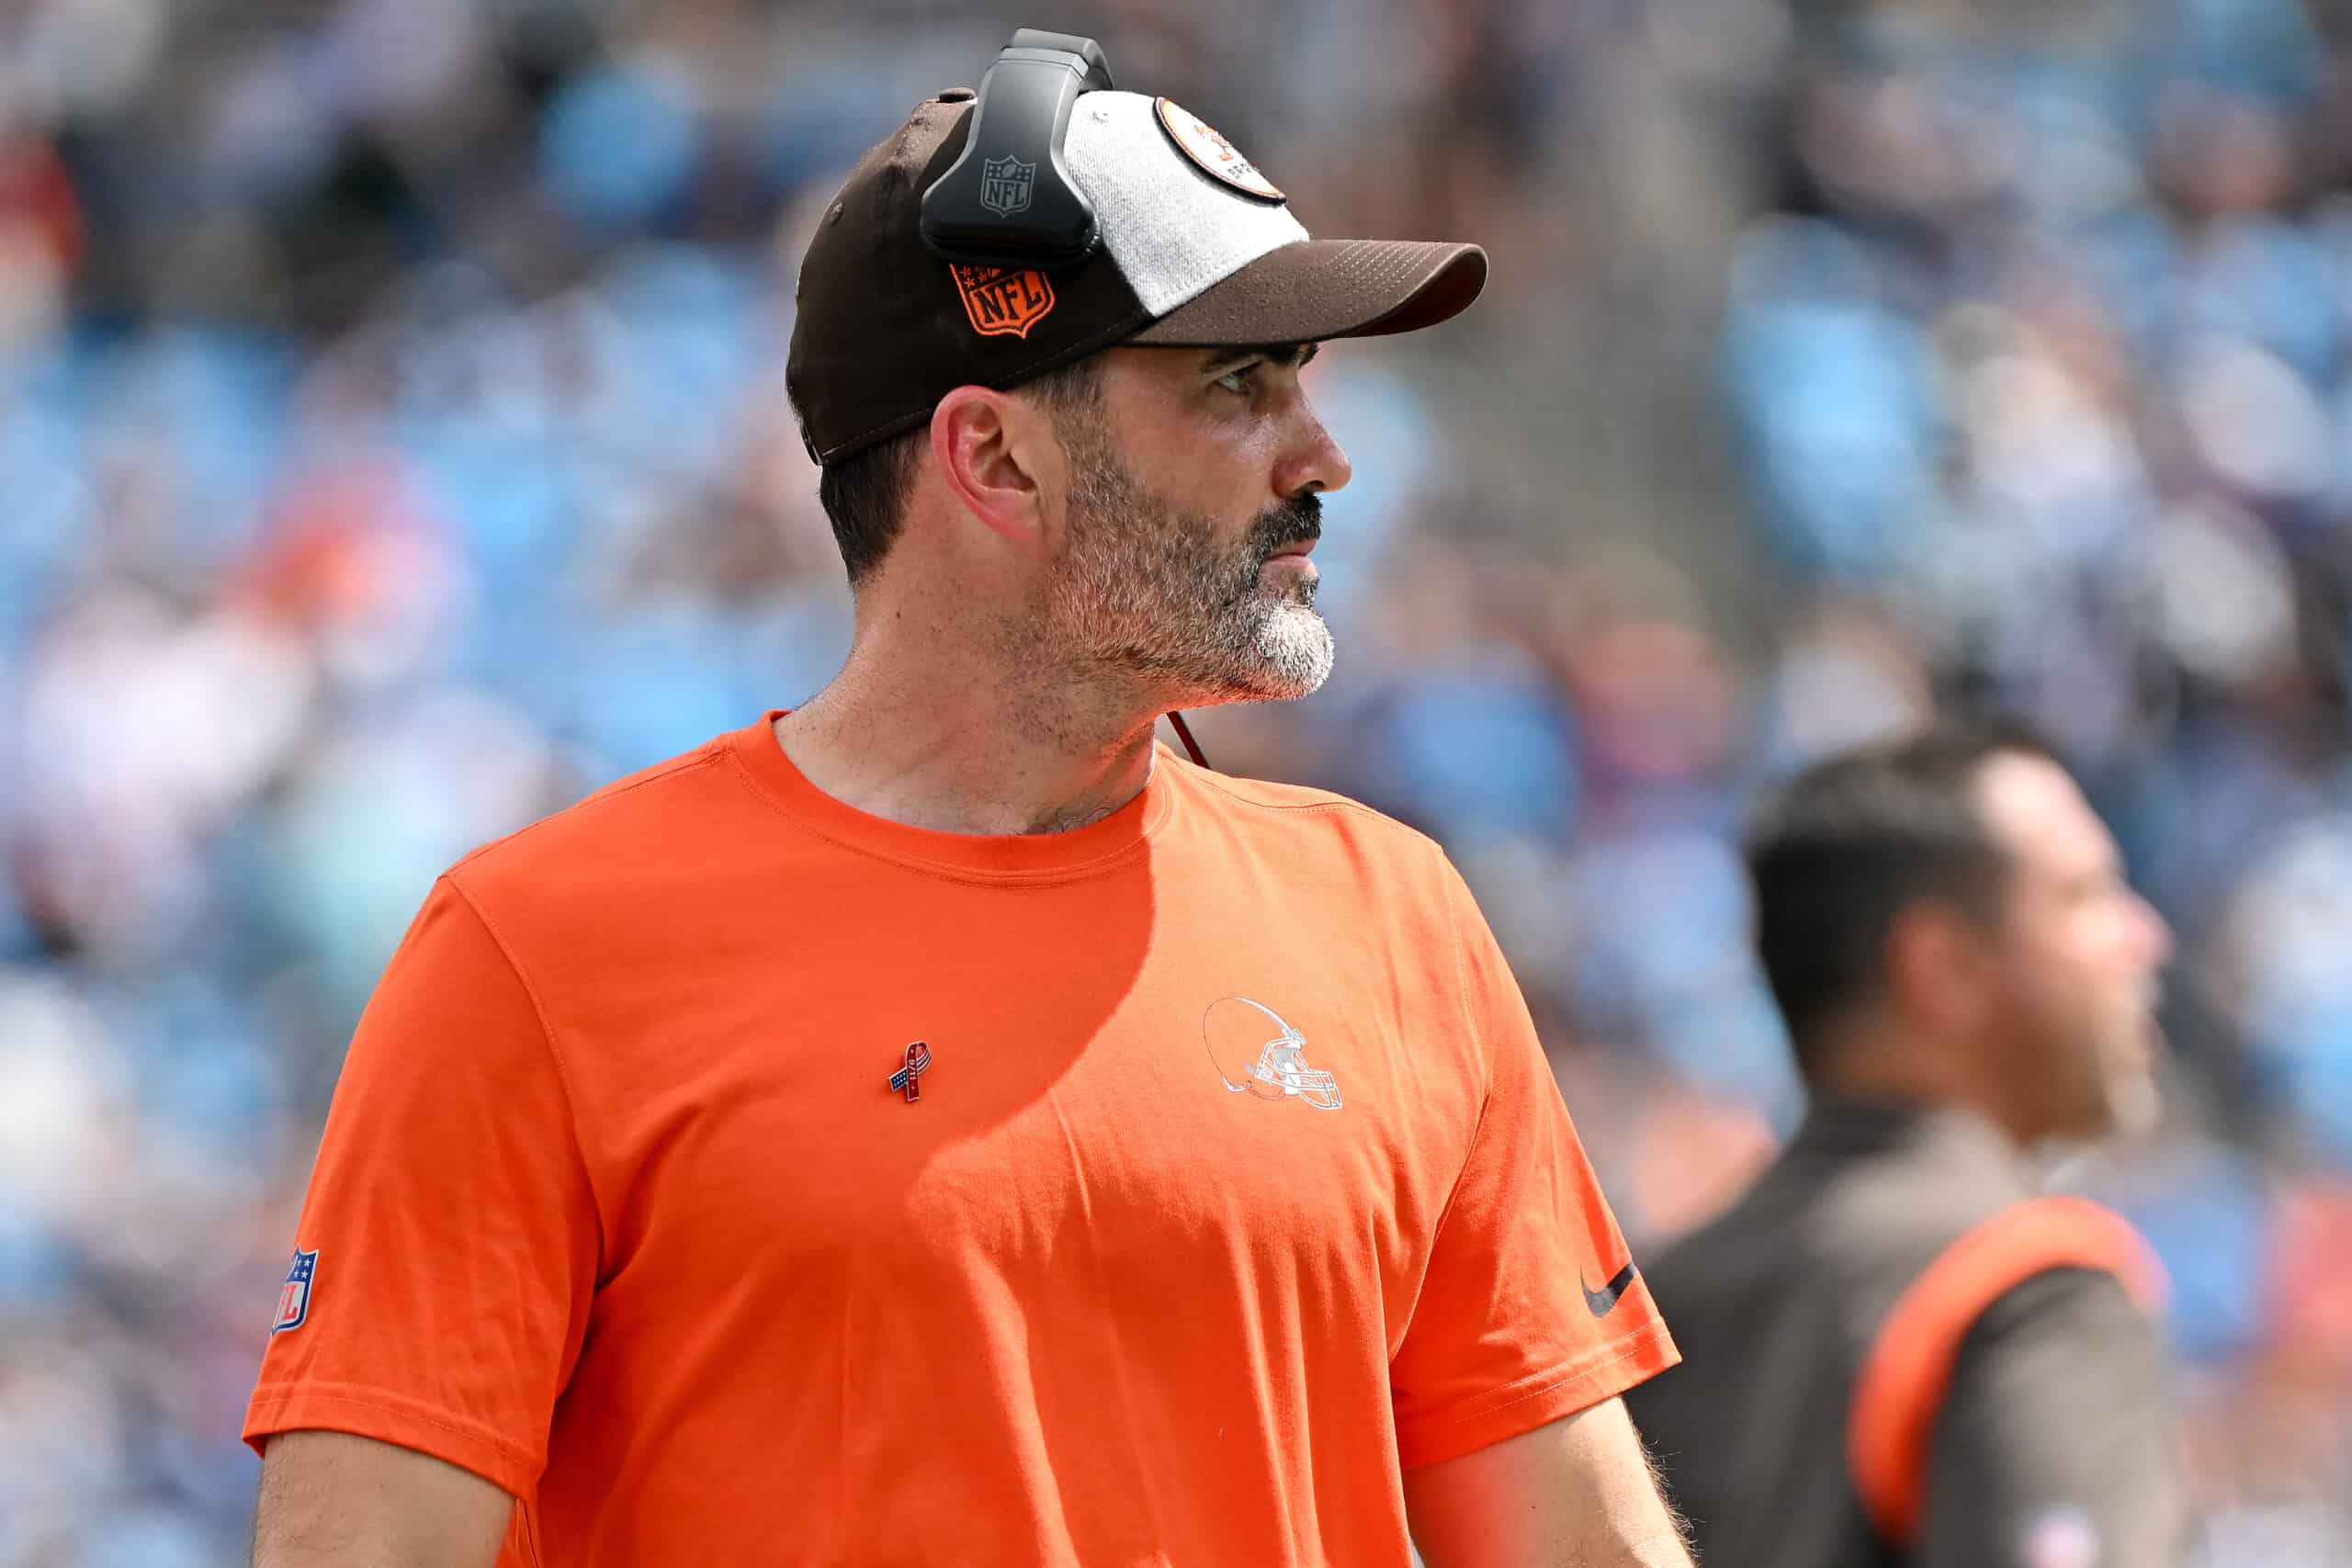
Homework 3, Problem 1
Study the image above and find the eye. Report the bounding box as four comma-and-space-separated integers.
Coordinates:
1213, 362, 1263, 396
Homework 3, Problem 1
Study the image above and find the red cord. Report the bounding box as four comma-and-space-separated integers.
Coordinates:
1167, 711, 1208, 767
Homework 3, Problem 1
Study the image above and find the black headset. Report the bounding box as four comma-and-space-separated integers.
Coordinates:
919, 30, 1115, 270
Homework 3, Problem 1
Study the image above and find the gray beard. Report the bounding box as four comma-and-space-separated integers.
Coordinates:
1040, 412, 1336, 705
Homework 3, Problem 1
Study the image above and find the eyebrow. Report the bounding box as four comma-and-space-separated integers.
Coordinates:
1201, 342, 1320, 373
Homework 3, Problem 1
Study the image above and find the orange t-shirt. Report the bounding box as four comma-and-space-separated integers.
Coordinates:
244, 715, 1678, 1566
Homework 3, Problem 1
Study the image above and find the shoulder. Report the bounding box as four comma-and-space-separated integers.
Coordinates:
1645, 1122, 2035, 1327
1939, 1260, 2169, 1429
1165, 756, 1486, 928
1903, 1195, 2166, 1338
1803, 1116, 2046, 1292
1914, 1247, 2179, 1549
1842, 1192, 2169, 1546
1962, 1262, 2160, 1356
443, 734, 752, 915
1172, 755, 1426, 827
1168, 754, 1452, 868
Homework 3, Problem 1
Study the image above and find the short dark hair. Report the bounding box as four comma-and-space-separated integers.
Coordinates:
1745, 716, 2062, 1077
816, 355, 1106, 586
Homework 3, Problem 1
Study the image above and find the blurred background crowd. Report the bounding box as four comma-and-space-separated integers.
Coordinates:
3, 0, 2350, 1560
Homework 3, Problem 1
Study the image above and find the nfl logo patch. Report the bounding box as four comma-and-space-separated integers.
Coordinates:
273, 1248, 318, 1334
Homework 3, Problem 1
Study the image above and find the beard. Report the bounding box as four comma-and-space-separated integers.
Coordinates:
1036, 405, 1337, 705
2091, 1005, 2165, 1138
2004, 986, 2163, 1145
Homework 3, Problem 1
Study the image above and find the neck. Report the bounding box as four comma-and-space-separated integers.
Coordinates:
775, 584, 1170, 837
1808, 1020, 2032, 1150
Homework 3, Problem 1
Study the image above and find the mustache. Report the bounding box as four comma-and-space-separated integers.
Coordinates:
1247, 493, 1322, 562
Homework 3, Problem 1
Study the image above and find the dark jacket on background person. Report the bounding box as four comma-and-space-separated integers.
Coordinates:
1624, 1097, 2185, 1568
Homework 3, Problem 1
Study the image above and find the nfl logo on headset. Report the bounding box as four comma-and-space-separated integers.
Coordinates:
979, 154, 1035, 218
273, 1248, 318, 1334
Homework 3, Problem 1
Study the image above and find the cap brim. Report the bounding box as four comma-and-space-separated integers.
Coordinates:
1126, 239, 1487, 348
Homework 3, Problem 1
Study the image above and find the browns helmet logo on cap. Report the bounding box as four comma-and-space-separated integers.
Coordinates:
948, 263, 1057, 338
1154, 98, 1284, 202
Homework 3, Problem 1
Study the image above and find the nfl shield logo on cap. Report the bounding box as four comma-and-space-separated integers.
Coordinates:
273, 1247, 318, 1334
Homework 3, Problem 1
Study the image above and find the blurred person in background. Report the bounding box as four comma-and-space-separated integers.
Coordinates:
238, 31, 1691, 1568
1626, 718, 2184, 1567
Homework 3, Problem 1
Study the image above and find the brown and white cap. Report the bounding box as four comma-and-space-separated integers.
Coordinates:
786, 88, 1487, 464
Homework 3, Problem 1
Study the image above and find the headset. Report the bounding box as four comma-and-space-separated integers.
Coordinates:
919, 30, 1116, 270
920, 28, 1214, 770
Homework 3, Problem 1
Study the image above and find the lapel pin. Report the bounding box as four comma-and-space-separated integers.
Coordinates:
888, 1041, 932, 1103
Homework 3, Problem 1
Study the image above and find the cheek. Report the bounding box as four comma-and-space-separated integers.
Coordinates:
1142, 417, 1283, 515
1998, 928, 2097, 1017
2052, 911, 2143, 994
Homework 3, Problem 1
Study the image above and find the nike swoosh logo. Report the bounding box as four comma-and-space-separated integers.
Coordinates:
1582, 1262, 1638, 1317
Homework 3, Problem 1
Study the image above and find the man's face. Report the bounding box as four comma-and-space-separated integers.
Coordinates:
1034, 344, 1352, 705
1973, 753, 2175, 1141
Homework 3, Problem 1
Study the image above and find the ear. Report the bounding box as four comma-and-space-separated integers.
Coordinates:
931, 386, 1054, 547
1883, 901, 1994, 1041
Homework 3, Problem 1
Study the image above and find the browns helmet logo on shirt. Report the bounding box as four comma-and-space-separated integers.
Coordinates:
948, 263, 1057, 338
1204, 996, 1341, 1111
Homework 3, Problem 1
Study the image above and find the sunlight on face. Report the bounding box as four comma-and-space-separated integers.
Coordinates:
1036, 357, 1337, 705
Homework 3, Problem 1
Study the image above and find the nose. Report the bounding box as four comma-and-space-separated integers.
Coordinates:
1273, 400, 1351, 502
2133, 892, 2174, 971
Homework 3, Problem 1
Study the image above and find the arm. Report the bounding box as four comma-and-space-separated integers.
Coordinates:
1406, 1395, 1693, 1568
252, 1430, 513, 1568
1395, 860, 1685, 1562
1918, 1269, 2188, 1568
241, 880, 598, 1551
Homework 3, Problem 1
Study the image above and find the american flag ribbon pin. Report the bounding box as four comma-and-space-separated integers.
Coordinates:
888, 1041, 932, 1103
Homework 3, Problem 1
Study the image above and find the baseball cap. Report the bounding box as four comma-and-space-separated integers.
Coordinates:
786, 81, 1487, 465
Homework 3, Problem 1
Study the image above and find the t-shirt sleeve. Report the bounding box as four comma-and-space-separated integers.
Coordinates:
1389, 862, 1679, 1470
1918, 1269, 2188, 1568
243, 874, 601, 1498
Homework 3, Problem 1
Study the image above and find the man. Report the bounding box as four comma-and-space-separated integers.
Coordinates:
243, 36, 1690, 1568
1625, 720, 2187, 1567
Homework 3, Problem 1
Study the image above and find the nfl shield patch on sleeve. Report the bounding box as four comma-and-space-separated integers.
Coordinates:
273, 1248, 318, 1334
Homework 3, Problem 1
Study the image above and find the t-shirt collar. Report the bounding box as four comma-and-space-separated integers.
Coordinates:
728, 710, 1178, 881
